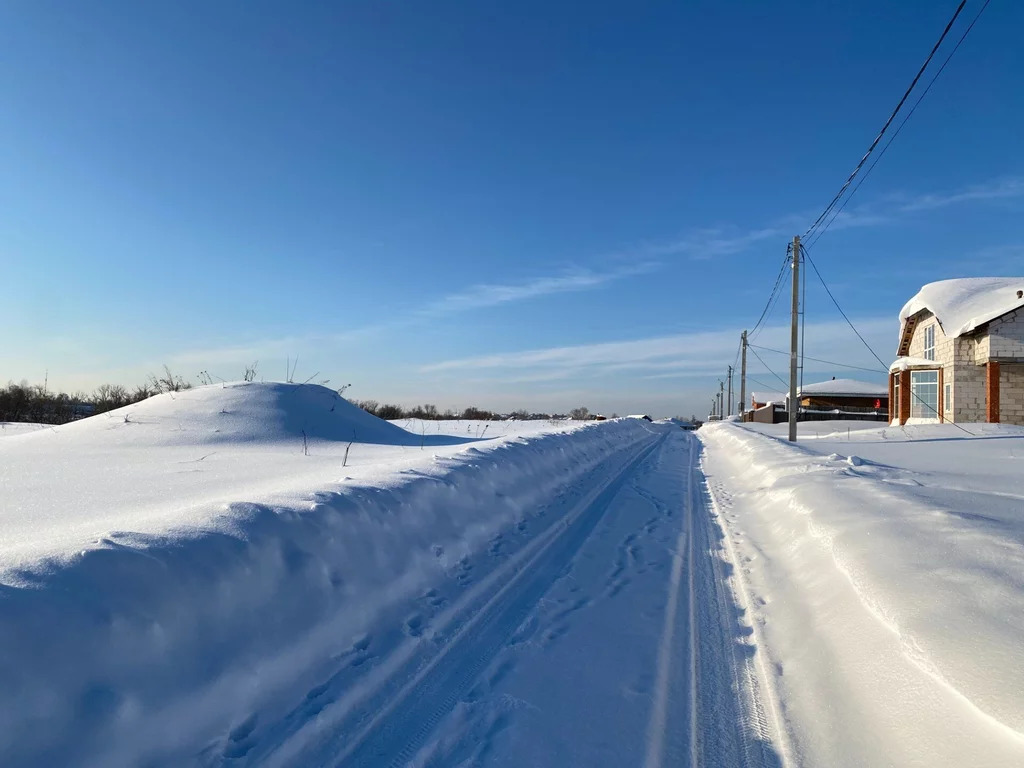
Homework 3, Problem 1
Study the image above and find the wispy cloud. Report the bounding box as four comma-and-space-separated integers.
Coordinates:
420, 318, 896, 381
421, 262, 659, 315
895, 177, 1024, 212
649, 175, 1024, 262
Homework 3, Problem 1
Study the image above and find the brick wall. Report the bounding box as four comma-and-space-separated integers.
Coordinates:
906, 312, 955, 421
1000, 363, 1024, 425
989, 308, 1024, 359
952, 336, 987, 423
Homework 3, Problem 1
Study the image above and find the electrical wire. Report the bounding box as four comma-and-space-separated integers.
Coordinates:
805, 0, 992, 251
801, 246, 889, 370
745, 375, 783, 393
748, 344, 886, 374
748, 250, 794, 341
748, 346, 790, 390
802, 0, 967, 243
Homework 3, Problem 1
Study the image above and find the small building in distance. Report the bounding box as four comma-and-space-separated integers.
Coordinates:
798, 378, 888, 420
747, 391, 787, 424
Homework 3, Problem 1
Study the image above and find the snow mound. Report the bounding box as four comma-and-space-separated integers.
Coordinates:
900, 277, 1024, 338
41, 382, 445, 447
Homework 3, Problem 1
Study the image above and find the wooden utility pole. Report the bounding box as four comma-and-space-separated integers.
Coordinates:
727, 365, 733, 418
739, 330, 748, 418
789, 235, 801, 442
719, 380, 725, 421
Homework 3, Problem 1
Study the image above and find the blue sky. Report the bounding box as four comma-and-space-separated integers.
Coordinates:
2, 1, 1022, 417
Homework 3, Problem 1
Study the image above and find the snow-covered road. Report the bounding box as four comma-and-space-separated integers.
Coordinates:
242, 430, 782, 767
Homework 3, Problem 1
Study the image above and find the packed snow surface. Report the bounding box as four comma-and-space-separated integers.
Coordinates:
700, 419, 1024, 767
900, 276, 1024, 337
797, 377, 886, 396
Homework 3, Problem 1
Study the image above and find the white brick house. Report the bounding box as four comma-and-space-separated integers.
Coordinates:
889, 278, 1024, 425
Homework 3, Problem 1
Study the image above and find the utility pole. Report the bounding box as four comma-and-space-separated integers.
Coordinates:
719, 380, 725, 422
789, 235, 801, 442
710, 398, 716, 420
727, 365, 733, 418
739, 330, 748, 419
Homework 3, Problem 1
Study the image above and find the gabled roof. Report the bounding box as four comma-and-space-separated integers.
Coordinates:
898, 278, 1024, 354
798, 378, 887, 397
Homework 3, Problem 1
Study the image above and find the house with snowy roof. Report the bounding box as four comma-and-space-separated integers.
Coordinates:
749, 391, 786, 409
889, 278, 1024, 425
798, 378, 888, 414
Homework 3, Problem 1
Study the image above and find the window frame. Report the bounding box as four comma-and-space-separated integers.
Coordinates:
910, 369, 939, 420
923, 324, 936, 361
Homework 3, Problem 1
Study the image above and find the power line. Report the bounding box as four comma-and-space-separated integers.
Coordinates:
805, 0, 992, 250
803, 0, 968, 244
801, 246, 889, 371
748, 344, 886, 374
748, 346, 789, 390
745, 375, 783, 393
749, 251, 794, 341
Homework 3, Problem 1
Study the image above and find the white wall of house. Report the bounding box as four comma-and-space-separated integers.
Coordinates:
1001, 363, 1024, 423
905, 312, 955, 422
988, 307, 1024, 359
904, 310, 991, 423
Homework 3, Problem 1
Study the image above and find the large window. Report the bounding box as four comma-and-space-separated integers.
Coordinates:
924, 325, 935, 361
911, 370, 939, 419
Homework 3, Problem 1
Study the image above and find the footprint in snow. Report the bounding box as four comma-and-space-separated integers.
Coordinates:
404, 614, 426, 637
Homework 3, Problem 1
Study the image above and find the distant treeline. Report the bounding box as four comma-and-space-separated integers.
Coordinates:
354, 401, 574, 421
0, 369, 578, 426
0, 367, 193, 425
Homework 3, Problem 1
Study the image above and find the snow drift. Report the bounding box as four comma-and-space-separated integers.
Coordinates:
0, 383, 659, 766
700, 420, 1024, 767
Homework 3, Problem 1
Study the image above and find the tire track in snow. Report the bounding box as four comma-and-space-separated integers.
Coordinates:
278, 431, 668, 768
700, 454, 792, 767
643, 437, 697, 768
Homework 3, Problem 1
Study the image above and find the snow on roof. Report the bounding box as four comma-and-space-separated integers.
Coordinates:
798, 378, 887, 396
751, 391, 787, 404
889, 355, 937, 372
900, 277, 1024, 339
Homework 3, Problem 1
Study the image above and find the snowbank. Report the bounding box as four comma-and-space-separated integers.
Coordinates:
700, 421, 1024, 766
0, 383, 659, 766
900, 277, 1024, 337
